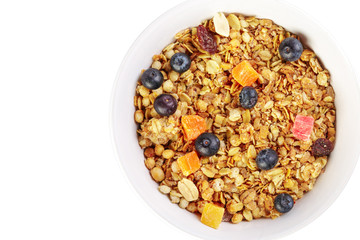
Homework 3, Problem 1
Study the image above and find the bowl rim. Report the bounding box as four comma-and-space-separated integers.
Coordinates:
110, 0, 360, 239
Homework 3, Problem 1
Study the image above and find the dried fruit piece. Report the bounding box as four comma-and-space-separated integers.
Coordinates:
200, 203, 225, 229
213, 12, 230, 37
182, 115, 207, 141
312, 138, 334, 157
197, 25, 217, 54
292, 115, 314, 141
222, 210, 233, 222
177, 151, 201, 176
232, 60, 259, 86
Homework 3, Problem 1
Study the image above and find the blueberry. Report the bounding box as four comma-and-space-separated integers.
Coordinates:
141, 68, 164, 90
274, 193, 294, 213
195, 133, 220, 157
256, 148, 278, 170
279, 37, 303, 62
154, 94, 177, 116
239, 86, 258, 109
170, 53, 191, 73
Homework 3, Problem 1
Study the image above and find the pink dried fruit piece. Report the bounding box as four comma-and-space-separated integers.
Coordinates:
312, 138, 334, 157
292, 115, 314, 141
197, 25, 217, 54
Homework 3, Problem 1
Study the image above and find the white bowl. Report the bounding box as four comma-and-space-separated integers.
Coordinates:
111, 0, 360, 239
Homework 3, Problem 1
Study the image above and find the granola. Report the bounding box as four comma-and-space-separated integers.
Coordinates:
134, 13, 336, 228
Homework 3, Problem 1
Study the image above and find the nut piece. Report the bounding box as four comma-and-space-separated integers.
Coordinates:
213, 12, 230, 37
178, 178, 199, 202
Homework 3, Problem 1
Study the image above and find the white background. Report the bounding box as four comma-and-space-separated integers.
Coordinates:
0, 0, 359, 239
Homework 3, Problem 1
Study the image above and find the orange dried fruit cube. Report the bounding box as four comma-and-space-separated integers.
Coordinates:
181, 115, 207, 141
200, 203, 225, 229
232, 60, 259, 86
177, 151, 201, 176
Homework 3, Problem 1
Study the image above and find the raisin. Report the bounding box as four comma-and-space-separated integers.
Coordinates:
197, 25, 217, 54
222, 210, 233, 222
312, 138, 334, 157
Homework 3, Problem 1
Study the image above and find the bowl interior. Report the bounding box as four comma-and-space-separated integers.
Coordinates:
112, 0, 360, 239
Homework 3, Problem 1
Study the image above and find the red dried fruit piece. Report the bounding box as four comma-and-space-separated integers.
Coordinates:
197, 25, 217, 54
312, 138, 334, 157
292, 115, 314, 141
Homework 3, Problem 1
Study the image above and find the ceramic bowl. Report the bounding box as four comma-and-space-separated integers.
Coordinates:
111, 0, 360, 239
